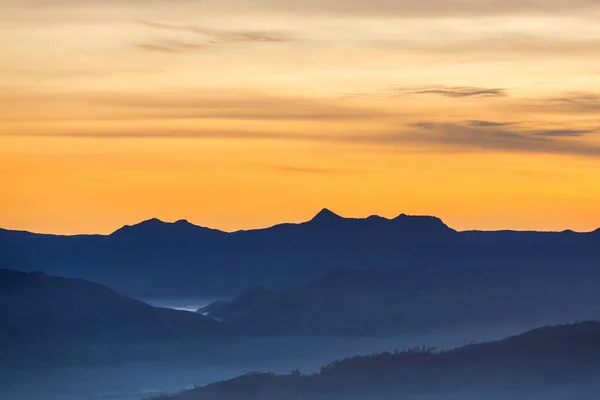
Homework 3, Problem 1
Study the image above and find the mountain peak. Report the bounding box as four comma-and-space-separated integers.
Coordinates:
109, 217, 224, 237
310, 208, 343, 223
142, 217, 165, 225
391, 213, 454, 233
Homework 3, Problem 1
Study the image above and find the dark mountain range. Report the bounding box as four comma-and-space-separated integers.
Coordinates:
0, 269, 229, 350
1, 209, 599, 296
154, 320, 600, 400
199, 267, 600, 335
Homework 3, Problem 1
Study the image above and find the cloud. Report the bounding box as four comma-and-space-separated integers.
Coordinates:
190, 0, 600, 18
350, 122, 600, 158
0, 91, 387, 123
391, 85, 508, 98
9, 0, 600, 20
138, 20, 293, 44
81, 92, 384, 121
542, 93, 600, 113
4, 86, 600, 159
5, 130, 296, 140
6, 118, 600, 159
531, 129, 591, 137
467, 120, 515, 127
134, 39, 207, 53
343, 85, 508, 100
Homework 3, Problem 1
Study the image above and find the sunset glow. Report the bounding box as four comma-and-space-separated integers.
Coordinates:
2, 0, 600, 233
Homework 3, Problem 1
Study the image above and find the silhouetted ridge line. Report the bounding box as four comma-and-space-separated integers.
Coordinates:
110, 217, 227, 237
199, 266, 600, 336
309, 208, 344, 223
1, 210, 598, 297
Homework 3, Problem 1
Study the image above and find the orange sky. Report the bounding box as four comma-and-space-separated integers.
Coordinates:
1, 0, 600, 234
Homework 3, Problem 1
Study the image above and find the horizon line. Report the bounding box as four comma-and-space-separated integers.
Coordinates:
1, 208, 598, 237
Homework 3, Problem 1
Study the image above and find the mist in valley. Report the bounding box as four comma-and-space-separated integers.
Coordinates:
0, 317, 540, 400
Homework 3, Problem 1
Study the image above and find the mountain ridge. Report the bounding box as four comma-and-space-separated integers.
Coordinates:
2, 209, 599, 236
1, 209, 598, 297
0, 269, 230, 350
198, 267, 600, 336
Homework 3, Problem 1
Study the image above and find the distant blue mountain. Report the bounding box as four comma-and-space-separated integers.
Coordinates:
199, 267, 600, 336
153, 320, 600, 400
0, 269, 229, 350
0, 209, 598, 297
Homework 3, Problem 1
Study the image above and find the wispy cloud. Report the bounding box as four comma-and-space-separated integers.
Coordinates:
342, 85, 508, 100
0, 91, 387, 122
9, 0, 599, 20
350, 122, 600, 158
5, 85, 600, 159
531, 129, 592, 137
466, 120, 515, 128
248, 0, 600, 18
134, 39, 207, 53
542, 93, 600, 113
391, 85, 508, 98
138, 20, 294, 44
6, 119, 600, 159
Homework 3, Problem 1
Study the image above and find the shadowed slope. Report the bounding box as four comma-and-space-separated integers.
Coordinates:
0, 269, 229, 348
154, 320, 600, 400
200, 267, 600, 336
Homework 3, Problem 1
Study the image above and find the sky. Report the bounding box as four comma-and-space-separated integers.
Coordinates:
1, 0, 600, 234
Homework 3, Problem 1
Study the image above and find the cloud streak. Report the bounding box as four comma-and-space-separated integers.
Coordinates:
352, 122, 600, 158
4, 87, 600, 159
9, 0, 600, 19
268, 0, 600, 18
0, 91, 388, 122
7, 118, 600, 159
138, 20, 293, 44
467, 120, 515, 128
342, 85, 509, 100
392, 85, 508, 98
134, 39, 208, 53
542, 93, 600, 113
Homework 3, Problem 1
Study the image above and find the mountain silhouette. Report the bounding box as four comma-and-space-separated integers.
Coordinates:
199, 267, 600, 335
0, 210, 598, 296
309, 208, 344, 223
152, 320, 600, 400
0, 269, 229, 350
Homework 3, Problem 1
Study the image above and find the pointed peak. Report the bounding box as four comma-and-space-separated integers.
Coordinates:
142, 217, 165, 224
119, 218, 166, 229
110, 218, 165, 235
310, 208, 343, 223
